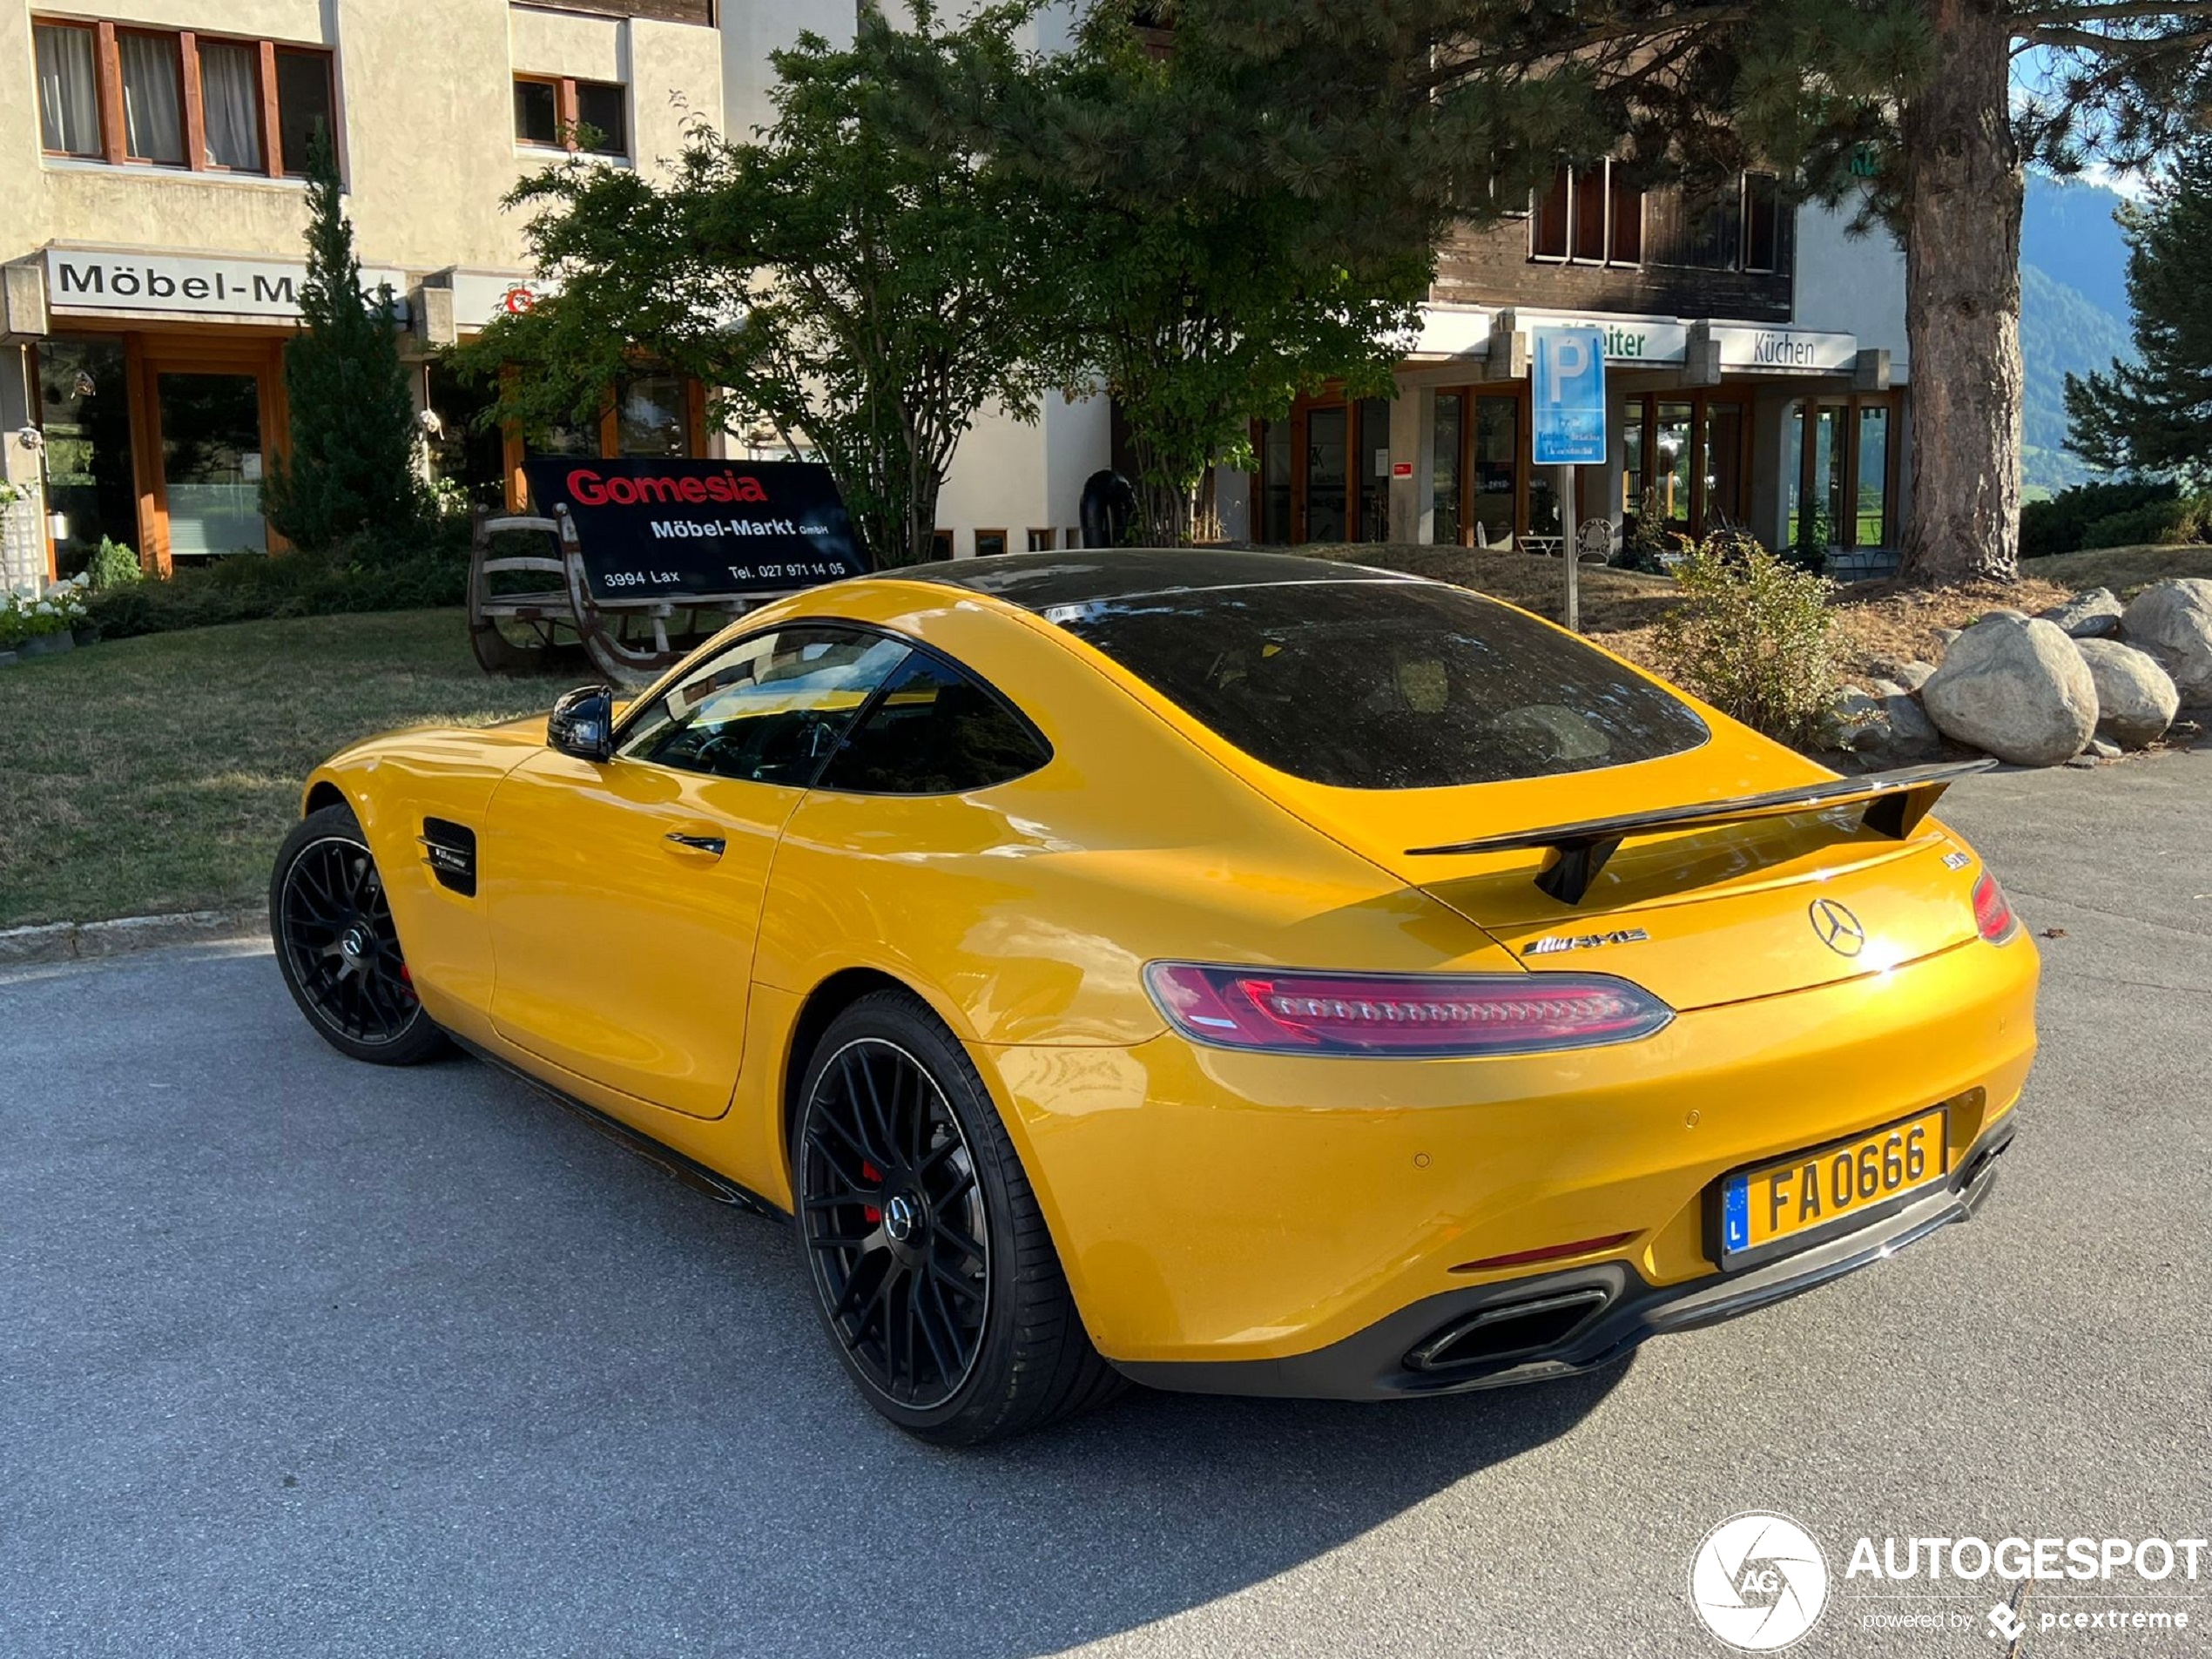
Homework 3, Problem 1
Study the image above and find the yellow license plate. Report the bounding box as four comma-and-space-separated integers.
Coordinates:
1718, 1108, 1950, 1264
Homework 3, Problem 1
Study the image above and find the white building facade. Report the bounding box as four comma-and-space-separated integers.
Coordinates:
2, 1, 1910, 587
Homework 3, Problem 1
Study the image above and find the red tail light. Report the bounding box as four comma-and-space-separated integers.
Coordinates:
1972, 872, 2018, 942
1143, 963, 1673, 1057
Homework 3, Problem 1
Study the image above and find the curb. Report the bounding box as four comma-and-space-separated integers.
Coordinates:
0, 906, 266, 968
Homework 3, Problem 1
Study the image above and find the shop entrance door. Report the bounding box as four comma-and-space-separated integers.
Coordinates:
133, 336, 287, 569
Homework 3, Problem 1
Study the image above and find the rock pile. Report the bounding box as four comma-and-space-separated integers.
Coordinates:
1829, 577, 2206, 767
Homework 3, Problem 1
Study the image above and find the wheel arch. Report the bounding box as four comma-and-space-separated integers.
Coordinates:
779, 966, 914, 1173
303, 779, 349, 818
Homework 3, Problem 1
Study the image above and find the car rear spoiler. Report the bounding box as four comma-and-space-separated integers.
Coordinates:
1404, 759, 1999, 905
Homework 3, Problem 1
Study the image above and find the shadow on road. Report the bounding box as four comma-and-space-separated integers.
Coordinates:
0, 951, 1624, 1656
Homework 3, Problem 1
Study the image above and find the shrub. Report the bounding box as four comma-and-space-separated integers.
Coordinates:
2078, 494, 2209, 550
2020, 479, 2178, 557
85, 523, 467, 640
84, 536, 144, 591
1654, 536, 1841, 749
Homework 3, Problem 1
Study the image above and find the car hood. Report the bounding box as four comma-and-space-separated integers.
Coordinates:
1258, 740, 1982, 1013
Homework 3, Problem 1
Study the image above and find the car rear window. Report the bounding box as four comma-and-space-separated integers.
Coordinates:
1045, 578, 1710, 790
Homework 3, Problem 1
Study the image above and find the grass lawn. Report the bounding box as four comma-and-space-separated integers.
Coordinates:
5, 542, 2206, 931
0, 610, 563, 928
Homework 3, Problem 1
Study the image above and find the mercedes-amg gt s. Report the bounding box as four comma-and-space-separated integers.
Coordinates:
272, 550, 2037, 1442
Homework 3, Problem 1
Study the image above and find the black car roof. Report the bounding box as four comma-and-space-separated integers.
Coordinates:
888, 548, 1422, 613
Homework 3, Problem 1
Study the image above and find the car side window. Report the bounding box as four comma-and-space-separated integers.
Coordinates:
814, 650, 1049, 795
621, 625, 910, 786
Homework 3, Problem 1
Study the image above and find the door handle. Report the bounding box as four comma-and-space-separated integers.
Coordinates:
664, 832, 726, 857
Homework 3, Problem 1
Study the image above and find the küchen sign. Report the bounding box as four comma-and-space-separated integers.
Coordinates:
523, 458, 869, 602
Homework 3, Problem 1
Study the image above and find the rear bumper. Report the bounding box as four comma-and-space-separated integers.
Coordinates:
1114, 1116, 2014, 1400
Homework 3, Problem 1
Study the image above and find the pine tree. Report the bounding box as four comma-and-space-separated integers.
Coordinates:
2064, 132, 2212, 483
261, 132, 424, 553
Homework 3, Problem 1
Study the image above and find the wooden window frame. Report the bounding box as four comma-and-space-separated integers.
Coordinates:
973, 528, 1010, 558
32, 19, 106, 160
32, 18, 334, 180
1529, 161, 1643, 270
1794, 393, 1898, 551
1026, 528, 1056, 552
515, 73, 630, 158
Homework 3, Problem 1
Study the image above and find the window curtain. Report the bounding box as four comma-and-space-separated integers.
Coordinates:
199, 42, 262, 170
118, 33, 185, 164
34, 25, 100, 156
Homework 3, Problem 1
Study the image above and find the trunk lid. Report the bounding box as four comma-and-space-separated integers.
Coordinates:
1267, 744, 1981, 1012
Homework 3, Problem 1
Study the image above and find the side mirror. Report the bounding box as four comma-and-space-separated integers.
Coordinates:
548, 684, 616, 763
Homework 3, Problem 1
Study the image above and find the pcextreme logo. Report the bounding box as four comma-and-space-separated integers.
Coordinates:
1689, 1513, 1831, 1651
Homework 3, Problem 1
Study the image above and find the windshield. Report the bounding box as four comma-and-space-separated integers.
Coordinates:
1046, 579, 1710, 790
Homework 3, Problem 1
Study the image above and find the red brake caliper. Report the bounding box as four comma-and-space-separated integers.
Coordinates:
860, 1161, 882, 1224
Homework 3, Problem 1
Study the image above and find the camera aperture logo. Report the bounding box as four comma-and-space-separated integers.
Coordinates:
1689, 1513, 1831, 1651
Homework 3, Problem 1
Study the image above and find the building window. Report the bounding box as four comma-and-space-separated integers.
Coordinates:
1432, 390, 1463, 545
1645, 172, 1787, 274
1026, 528, 1055, 551
1530, 162, 1642, 266
930, 529, 954, 561
574, 80, 627, 158
273, 48, 334, 174
514, 78, 561, 147
616, 373, 687, 456
32, 21, 335, 178
515, 75, 629, 158
34, 23, 101, 156
198, 39, 262, 170
1743, 172, 1781, 273
118, 31, 185, 164
974, 529, 1008, 558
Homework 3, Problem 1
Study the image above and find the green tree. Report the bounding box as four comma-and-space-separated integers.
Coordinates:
1001, 9, 1520, 546
261, 132, 424, 552
462, 3, 1067, 568
1400, 2, 2212, 584
2064, 132, 2212, 483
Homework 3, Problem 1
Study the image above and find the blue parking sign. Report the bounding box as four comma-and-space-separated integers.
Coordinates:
1531, 326, 1608, 466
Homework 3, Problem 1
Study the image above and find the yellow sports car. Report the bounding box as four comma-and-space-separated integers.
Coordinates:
273, 550, 2037, 1443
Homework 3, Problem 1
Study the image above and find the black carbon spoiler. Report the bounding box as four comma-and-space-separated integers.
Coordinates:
1404, 759, 1998, 906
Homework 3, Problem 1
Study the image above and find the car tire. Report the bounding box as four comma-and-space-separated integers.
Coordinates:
270, 803, 449, 1067
792, 988, 1125, 1444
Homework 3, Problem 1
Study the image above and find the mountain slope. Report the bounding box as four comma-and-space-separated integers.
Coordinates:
2019, 173, 2134, 496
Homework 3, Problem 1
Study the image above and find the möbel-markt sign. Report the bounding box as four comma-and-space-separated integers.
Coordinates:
42, 246, 409, 321
523, 458, 869, 602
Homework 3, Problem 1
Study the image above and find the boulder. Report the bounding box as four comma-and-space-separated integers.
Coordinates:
1921, 616, 2098, 765
2088, 738, 2122, 760
1933, 627, 1963, 651
1871, 678, 1908, 698
1828, 688, 1941, 765
1892, 660, 1937, 693
2120, 577, 2212, 704
2038, 588, 2124, 638
2074, 637, 2180, 749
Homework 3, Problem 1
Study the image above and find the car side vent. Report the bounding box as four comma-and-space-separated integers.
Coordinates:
1404, 1287, 1610, 1373
420, 817, 478, 897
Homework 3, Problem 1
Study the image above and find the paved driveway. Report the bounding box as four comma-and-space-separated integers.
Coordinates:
3, 751, 2207, 1657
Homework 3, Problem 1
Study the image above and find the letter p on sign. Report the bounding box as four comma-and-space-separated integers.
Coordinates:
1531, 326, 1608, 466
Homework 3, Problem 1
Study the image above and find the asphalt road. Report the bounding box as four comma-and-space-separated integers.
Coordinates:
3, 750, 2208, 1658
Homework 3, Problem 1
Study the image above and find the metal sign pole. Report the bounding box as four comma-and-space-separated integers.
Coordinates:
1529, 324, 1605, 638
1558, 463, 1579, 634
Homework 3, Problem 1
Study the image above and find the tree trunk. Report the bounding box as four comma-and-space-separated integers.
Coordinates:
1127, 433, 1195, 546
1898, 0, 2023, 584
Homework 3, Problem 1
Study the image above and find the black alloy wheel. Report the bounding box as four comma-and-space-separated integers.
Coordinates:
270, 804, 448, 1066
800, 1036, 990, 1410
792, 990, 1125, 1443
